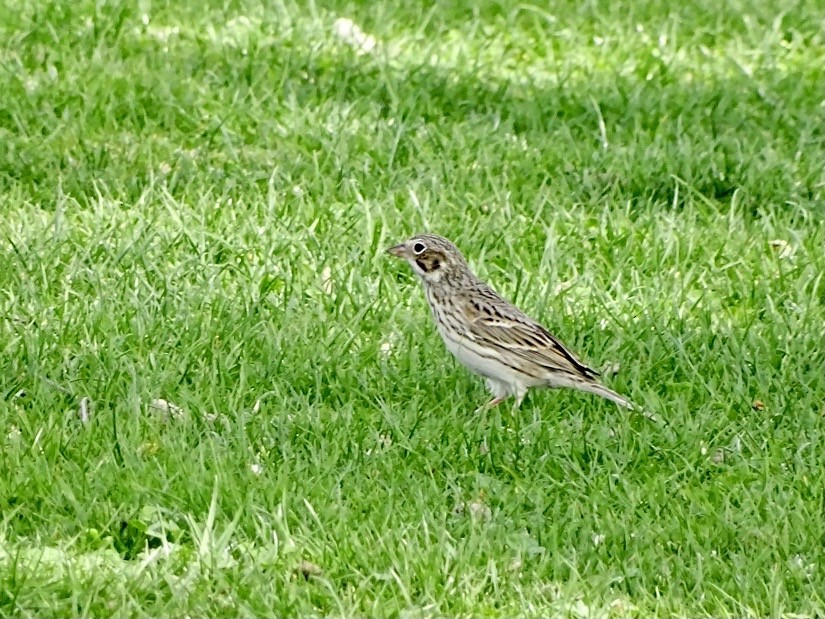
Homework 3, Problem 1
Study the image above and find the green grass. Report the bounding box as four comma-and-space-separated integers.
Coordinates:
1, 0, 823, 616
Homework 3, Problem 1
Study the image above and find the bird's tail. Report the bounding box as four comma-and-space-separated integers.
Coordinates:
584, 381, 635, 409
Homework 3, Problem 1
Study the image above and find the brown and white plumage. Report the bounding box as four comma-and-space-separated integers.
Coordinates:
387, 233, 634, 409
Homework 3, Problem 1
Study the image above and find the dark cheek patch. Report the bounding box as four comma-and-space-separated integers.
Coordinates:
415, 254, 442, 274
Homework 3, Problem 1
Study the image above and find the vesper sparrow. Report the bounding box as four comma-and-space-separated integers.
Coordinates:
387, 234, 634, 409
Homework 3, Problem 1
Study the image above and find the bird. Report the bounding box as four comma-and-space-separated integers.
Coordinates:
386, 233, 634, 410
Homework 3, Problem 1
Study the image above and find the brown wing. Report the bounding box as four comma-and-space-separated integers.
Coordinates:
459, 285, 599, 380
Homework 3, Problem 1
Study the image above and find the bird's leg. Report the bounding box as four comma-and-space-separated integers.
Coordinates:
512, 386, 528, 411
474, 396, 505, 415
510, 390, 527, 440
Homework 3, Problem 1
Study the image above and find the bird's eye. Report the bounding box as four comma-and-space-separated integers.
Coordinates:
413, 242, 426, 254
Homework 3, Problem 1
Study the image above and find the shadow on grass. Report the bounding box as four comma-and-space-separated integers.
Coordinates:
0, 4, 821, 212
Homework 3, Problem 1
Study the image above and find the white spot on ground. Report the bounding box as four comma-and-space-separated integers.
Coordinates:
332, 18, 377, 54
149, 398, 187, 420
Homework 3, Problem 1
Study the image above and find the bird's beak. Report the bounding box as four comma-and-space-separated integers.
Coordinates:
385, 244, 406, 258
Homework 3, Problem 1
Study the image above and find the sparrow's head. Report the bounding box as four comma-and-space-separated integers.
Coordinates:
386, 234, 469, 285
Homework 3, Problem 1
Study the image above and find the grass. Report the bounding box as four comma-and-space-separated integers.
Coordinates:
0, 0, 823, 616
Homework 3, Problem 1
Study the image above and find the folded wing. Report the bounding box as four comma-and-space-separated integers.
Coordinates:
460, 286, 599, 381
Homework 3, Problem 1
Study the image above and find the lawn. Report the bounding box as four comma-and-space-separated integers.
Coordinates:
0, 0, 823, 616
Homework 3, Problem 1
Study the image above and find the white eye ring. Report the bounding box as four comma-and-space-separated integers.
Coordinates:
412, 242, 426, 254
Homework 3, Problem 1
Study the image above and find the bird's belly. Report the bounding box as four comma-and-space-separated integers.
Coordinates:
440, 330, 531, 386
